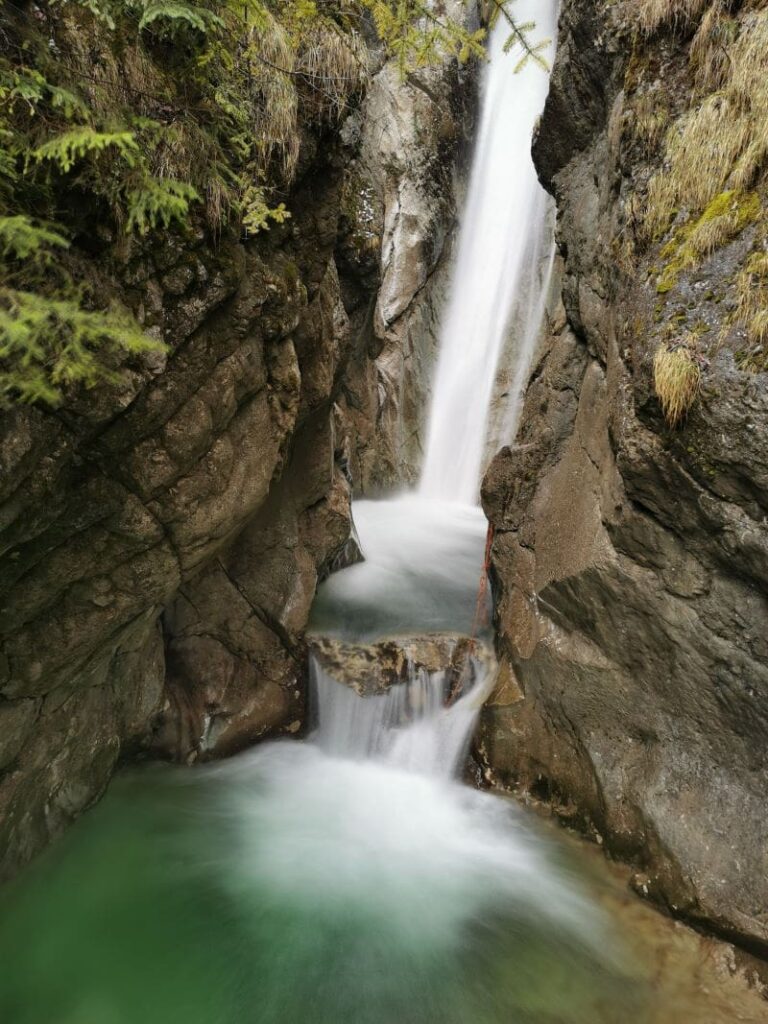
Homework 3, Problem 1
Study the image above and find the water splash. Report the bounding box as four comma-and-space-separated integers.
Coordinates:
420, 0, 559, 504
221, 657, 610, 970
310, 649, 492, 775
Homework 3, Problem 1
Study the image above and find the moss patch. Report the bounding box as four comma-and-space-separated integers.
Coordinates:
656, 190, 761, 293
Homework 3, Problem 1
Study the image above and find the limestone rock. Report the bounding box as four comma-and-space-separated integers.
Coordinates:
480, 0, 768, 952
0, 133, 359, 877
309, 634, 492, 696
337, 7, 478, 492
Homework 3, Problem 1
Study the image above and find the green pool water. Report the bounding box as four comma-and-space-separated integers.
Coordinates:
0, 743, 652, 1024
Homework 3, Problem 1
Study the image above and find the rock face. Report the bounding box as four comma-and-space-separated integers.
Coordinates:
0, 140, 355, 875
309, 634, 489, 696
480, 0, 768, 951
0, 19, 475, 874
337, 24, 476, 492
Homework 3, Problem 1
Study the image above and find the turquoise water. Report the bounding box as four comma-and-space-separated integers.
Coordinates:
0, 740, 650, 1024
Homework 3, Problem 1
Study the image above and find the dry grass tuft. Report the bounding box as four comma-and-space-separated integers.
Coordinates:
634, 0, 712, 35
733, 246, 768, 370
243, 17, 367, 180
653, 339, 702, 425
246, 13, 301, 181
641, 9, 768, 244
690, 1, 737, 92
630, 89, 670, 154
296, 22, 369, 123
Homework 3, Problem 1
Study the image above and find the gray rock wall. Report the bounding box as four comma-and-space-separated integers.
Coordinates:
479, 0, 768, 952
0, 138, 357, 876
337, 20, 477, 492
0, 17, 476, 876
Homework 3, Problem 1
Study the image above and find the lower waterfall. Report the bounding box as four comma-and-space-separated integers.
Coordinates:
0, 650, 648, 1024
0, 644, 757, 1022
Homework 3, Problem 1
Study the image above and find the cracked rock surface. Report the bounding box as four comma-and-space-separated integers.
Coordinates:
479, 0, 768, 952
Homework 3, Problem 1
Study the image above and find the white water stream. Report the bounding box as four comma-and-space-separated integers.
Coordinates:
0, 8, 758, 1022
312, 1, 559, 642
420, 0, 559, 504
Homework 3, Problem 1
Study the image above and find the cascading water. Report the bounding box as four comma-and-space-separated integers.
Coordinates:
0, 646, 635, 1024
420, 0, 560, 504
1, 8, 752, 1023
311, 1, 560, 646
486, 218, 557, 462
0, 651, 756, 1023
311, 3, 559, 642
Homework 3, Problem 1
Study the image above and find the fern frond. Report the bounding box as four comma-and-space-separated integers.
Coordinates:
0, 216, 69, 263
138, 2, 224, 34
0, 288, 165, 406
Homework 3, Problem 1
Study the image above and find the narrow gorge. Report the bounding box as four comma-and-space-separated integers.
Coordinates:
1, 0, 767, 1021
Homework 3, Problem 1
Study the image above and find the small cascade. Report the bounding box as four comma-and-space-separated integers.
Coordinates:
420, 0, 559, 504
310, 650, 492, 776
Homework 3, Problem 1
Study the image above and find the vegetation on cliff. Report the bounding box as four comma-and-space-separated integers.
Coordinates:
622, 0, 768, 422
0, 0, 542, 408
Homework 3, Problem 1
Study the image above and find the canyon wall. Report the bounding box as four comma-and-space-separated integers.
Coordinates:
480, 0, 768, 952
0, 19, 472, 878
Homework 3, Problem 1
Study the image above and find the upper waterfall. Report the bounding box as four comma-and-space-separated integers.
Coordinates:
419, 0, 559, 505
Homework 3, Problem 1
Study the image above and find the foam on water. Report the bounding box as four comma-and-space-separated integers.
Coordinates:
309, 495, 489, 640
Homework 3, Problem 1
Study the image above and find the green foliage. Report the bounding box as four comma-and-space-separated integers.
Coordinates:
363, 0, 485, 73
0, 0, 543, 407
489, 0, 552, 72
0, 209, 165, 405
55, 0, 118, 28
0, 289, 163, 405
125, 178, 200, 234
655, 190, 761, 293
0, 216, 69, 263
138, 2, 224, 34
241, 185, 291, 236
31, 128, 139, 173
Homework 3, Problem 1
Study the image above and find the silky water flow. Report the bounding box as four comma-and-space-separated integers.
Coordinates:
0, 5, 757, 1023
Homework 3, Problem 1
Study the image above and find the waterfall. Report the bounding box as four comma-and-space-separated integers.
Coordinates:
420, 0, 559, 505
310, 651, 492, 776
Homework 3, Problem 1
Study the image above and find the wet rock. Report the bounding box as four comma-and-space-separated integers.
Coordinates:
337, 3, 478, 492
480, 0, 768, 952
309, 634, 493, 697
